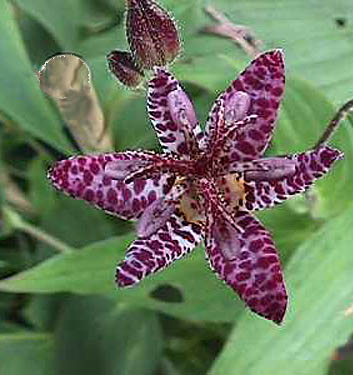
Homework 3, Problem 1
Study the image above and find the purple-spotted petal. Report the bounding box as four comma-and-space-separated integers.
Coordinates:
137, 181, 188, 237
205, 50, 285, 161
147, 68, 203, 157
48, 151, 175, 220
205, 211, 287, 324
242, 146, 343, 211
116, 212, 203, 287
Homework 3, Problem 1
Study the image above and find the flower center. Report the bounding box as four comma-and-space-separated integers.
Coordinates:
218, 174, 247, 212
179, 185, 205, 226
192, 153, 211, 177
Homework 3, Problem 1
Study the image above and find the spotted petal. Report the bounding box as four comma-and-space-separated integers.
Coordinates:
205, 210, 287, 324
116, 212, 203, 287
205, 50, 285, 161
48, 151, 174, 220
137, 181, 188, 237
147, 68, 203, 157
241, 146, 343, 211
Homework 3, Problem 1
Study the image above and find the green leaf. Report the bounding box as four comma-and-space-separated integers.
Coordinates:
0, 199, 325, 323
13, 0, 118, 51
23, 294, 66, 331
0, 1, 72, 153
28, 157, 56, 216
0, 233, 243, 322
201, 0, 353, 104
13, 0, 81, 49
110, 94, 160, 151
17, 11, 60, 68
54, 295, 163, 375
35, 196, 120, 255
210, 203, 353, 375
257, 201, 320, 263
0, 332, 55, 375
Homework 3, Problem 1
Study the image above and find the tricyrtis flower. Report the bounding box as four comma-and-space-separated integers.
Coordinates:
48, 50, 343, 324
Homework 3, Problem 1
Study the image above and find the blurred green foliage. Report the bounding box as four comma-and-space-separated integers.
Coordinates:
1, 0, 353, 374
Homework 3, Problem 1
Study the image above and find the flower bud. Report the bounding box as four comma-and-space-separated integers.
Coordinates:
107, 50, 144, 88
126, 0, 181, 69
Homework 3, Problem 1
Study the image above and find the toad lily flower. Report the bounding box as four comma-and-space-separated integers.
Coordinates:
48, 50, 343, 324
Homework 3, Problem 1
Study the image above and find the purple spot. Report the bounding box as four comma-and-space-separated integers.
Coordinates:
134, 178, 146, 195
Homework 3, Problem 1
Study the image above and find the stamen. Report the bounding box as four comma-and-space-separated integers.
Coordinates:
167, 89, 198, 129
244, 158, 297, 181
104, 159, 150, 180
137, 197, 176, 237
137, 182, 187, 237
224, 91, 251, 124
199, 178, 244, 233
167, 89, 199, 155
212, 220, 241, 261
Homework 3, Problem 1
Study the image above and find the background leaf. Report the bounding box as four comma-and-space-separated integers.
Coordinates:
0, 1, 72, 153
2, 0, 353, 374
54, 295, 163, 375
0, 332, 55, 375
210, 203, 353, 375
0, 234, 243, 322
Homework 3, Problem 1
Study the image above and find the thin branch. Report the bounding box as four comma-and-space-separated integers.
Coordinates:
201, 6, 263, 58
17, 221, 74, 254
0, 170, 35, 215
2, 207, 73, 254
315, 98, 353, 148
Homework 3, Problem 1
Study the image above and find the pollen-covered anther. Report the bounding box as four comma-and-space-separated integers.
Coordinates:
137, 181, 187, 236
244, 158, 297, 181
126, 0, 181, 69
167, 89, 199, 153
104, 159, 150, 180
224, 91, 251, 124
212, 220, 241, 261
107, 50, 144, 88
167, 89, 198, 129
137, 197, 176, 237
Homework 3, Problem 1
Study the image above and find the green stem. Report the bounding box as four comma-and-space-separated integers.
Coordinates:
315, 98, 353, 148
3, 207, 73, 254
17, 221, 73, 254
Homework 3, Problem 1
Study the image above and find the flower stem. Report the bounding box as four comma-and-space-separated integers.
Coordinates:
315, 98, 353, 148
3, 206, 73, 254
202, 6, 263, 58
17, 221, 73, 254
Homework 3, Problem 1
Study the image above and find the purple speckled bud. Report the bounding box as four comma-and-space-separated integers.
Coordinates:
126, 0, 181, 69
107, 50, 144, 88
